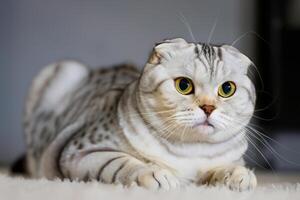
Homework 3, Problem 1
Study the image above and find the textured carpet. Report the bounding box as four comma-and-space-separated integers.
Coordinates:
0, 172, 300, 200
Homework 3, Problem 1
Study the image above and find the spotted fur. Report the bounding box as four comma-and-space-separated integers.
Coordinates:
24, 38, 257, 191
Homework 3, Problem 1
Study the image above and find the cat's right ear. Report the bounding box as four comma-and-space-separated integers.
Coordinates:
140, 38, 189, 92
140, 41, 169, 92
147, 40, 167, 65
148, 49, 162, 65
147, 38, 189, 65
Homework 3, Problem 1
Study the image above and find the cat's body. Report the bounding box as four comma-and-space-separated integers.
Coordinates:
24, 38, 257, 190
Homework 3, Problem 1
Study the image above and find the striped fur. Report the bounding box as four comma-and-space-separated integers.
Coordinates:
24, 38, 257, 191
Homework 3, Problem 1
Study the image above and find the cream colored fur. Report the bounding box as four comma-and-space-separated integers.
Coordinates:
24, 38, 257, 191
117, 38, 256, 189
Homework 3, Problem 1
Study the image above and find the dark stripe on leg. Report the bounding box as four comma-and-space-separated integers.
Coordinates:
152, 172, 161, 188
111, 159, 129, 183
97, 156, 124, 181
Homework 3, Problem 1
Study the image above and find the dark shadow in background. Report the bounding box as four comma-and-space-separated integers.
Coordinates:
246, 0, 300, 171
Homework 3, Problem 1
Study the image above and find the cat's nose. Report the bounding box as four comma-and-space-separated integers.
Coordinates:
200, 104, 216, 116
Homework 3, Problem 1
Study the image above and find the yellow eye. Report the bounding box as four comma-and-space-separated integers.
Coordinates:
175, 77, 194, 95
218, 81, 236, 98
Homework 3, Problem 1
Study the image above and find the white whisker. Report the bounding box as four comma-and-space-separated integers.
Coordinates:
178, 12, 197, 43
207, 16, 218, 44
231, 30, 269, 47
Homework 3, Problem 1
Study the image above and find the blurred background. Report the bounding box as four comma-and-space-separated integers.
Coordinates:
0, 0, 300, 173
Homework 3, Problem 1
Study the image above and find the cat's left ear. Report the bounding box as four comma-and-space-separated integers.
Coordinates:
221, 45, 252, 74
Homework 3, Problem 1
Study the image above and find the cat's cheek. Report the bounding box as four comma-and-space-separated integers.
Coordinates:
207, 111, 227, 129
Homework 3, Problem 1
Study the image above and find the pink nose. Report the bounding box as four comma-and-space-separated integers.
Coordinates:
200, 104, 216, 116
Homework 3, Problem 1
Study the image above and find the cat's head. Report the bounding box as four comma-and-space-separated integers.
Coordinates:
137, 38, 256, 144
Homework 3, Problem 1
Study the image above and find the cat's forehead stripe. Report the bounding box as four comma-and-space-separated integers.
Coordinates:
201, 43, 218, 62
193, 43, 223, 80
217, 47, 223, 60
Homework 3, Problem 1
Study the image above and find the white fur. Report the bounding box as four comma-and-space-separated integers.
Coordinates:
27, 61, 89, 116
119, 83, 247, 181
118, 38, 256, 186
40, 61, 89, 113
25, 38, 256, 191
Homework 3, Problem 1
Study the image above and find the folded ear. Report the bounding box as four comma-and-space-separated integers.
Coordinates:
221, 45, 252, 74
147, 38, 189, 65
140, 38, 188, 92
148, 50, 162, 65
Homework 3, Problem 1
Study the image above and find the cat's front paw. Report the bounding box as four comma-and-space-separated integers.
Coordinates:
124, 166, 180, 190
199, 166, 257, 191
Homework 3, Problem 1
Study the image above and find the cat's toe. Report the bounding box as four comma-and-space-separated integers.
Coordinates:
227, 167, 257, 191
200, 166, 257, 191
136, 168, 179, 190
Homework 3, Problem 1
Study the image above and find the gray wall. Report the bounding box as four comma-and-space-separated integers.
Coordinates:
0, 0, 256, 164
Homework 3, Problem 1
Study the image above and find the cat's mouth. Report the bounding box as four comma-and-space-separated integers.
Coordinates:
192, 120, 214, 129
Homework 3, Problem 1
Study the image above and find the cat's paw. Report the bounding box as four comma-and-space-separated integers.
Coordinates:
199, 166, 257, 191
124, 166, 180, 190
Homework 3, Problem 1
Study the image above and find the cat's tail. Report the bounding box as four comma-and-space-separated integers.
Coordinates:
23, 60, 89, 176
24, 60, 89, 119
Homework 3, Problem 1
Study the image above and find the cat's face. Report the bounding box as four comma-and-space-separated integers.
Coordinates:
138, 38, 256, 144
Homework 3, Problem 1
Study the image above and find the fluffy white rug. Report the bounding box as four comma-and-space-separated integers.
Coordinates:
0, 173, 300, 200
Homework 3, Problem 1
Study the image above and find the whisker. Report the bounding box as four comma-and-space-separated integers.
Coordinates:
244, 133, 276, 173
248, 61, 265, 91
243, 153, 268, 170
122, 109, 175, 116
221, 115, 300, 171
251, 114, 278, 121
163, 123, 181, 140
178, 12, 196, 43
247, 126, 300, 156
180, 123, 188, 142
254, 91, 279, 113
243, 140, 269, 170
207, 16, 218, 44
246, 127, 300, 166
231, 30, 270, 47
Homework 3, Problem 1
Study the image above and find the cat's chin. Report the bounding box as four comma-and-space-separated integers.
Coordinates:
193, 124, 215, 136
192, 121, 215, 135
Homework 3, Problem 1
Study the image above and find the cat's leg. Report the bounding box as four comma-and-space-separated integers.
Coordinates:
60, 149, 180, 190
198, 165, 257, 191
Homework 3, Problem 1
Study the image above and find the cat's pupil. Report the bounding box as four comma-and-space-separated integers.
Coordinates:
222, 82, 231, 94
179, 79, 189, 91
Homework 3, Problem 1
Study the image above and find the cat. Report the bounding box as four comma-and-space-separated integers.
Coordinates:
23, 38, 257, 191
